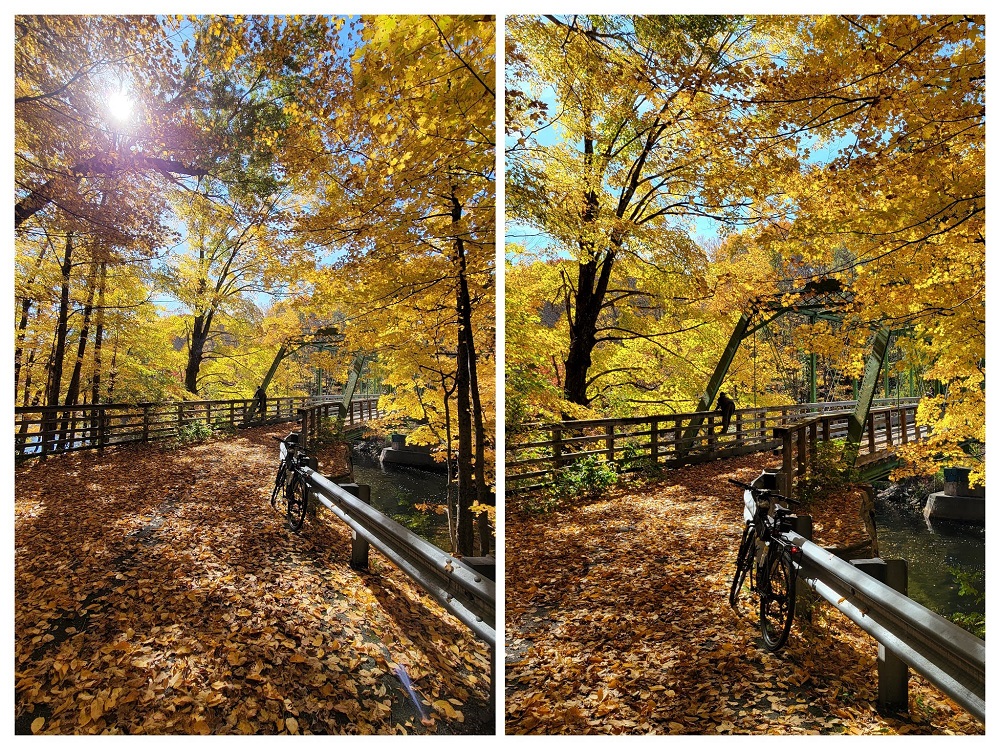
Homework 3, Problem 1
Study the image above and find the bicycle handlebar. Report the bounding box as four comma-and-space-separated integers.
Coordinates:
726, 478, 800, 506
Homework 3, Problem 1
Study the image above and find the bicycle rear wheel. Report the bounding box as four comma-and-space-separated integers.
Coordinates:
286, 474, 308, 532
759, 549, 795, 651
729, 523, 755, 612
270, 461, 287, 509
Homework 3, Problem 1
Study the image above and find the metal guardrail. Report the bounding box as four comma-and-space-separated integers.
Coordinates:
301, 466, 496, 644
277, 442, 496, 706
787, 532, 986, 723
738, 476, 984, 723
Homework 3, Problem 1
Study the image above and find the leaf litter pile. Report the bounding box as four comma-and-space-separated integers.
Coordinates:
506, 456, 982, 735
15, 426, 491, 735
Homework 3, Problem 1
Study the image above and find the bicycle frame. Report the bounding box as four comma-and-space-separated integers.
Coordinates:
729, 479, 802, 651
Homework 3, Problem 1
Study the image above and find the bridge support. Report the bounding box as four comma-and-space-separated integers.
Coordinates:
338, 354, 371, 425
843, 328, 892, 471
851, 558, 909, 715
681, 313, 751, 452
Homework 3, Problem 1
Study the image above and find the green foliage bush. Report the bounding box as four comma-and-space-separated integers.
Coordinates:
948, 566, 985, 639
551, 456, 619, 501
176, 419, 214, 444
795, 440, 850, 505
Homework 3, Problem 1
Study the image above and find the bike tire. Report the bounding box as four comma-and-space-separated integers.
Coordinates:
270, 461, 287, 509
286, 474, 308, 532
729, 523, 756, 612
759, 549, 795, 651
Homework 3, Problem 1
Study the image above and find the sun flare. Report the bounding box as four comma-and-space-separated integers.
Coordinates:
107, 90, 133, 122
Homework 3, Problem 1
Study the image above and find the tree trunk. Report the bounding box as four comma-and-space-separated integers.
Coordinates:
184, 309, 215, 395
106, 335, 119, 402
562, 130, 615, 406
91, 262, 107, 404
15, 240, 51, 398
451, 189, 492, 555
64, 261, 98, 407
14, 296, 32, 400
47, 232, 74, 408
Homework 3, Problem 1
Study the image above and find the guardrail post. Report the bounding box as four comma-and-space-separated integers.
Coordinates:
490, 641, 497, 715
791, 514, 815, 620
342, 483, 372, 569
851, 558, 909, 714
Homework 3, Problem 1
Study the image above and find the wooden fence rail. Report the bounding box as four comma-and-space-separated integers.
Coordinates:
772, 403, 922, 496
297, 397, 385, 450
506, 398, 920, 493
14, 394, 382, 459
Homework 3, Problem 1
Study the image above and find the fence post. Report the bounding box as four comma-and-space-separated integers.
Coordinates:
299, 408, 310, 451
885, 411, 893, 447
605, 424, 615, 463
344, 483, 372, 569
707, 413, 716, 454
98, 406, 108, 454
808, 422, 818, 472
900, 408, 908, 444
735, 412, 744, 445
867, 413, 876, 455
552, 427, 562, 469
851, 558, 909, 714
796, 426, 807, 479
177, 403, 184, 434
650, 419, 659, 465
142, 404, 151, 443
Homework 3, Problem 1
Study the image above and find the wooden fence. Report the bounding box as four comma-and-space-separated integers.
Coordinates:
14, 394, 382, 459
297, 397, 385, 449
506, 398, 921, 493
773, 403, 923, 496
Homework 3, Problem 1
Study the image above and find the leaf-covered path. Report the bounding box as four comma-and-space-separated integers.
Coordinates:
505, 456, 981, 735
15, 426, 492, 735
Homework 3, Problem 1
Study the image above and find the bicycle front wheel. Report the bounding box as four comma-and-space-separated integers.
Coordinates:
729, 523, 755, 612
759, 550, 795, 651
286, 475, 308, 532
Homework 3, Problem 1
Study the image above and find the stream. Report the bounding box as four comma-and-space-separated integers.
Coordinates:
874, 492, 985, 622
350, 452, 452, 551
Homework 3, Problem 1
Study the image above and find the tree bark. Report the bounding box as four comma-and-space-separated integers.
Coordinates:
91, 262, 107, 405
14, 241, 51, 399
451, 189, 492, 555
63, 261, 98, 407
450, 195, 476, 556
184, 309, 215, 395
47, 232, 74, 408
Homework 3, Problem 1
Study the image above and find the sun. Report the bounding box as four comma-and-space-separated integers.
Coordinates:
107, 90, 134, 122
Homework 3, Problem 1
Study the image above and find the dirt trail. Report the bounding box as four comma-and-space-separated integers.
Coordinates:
505, 455, 981, 735
15, 426, 492, 735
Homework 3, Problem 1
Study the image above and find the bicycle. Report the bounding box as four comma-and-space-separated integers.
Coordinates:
727, 478, 803, 652
271, 433, 311, 532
